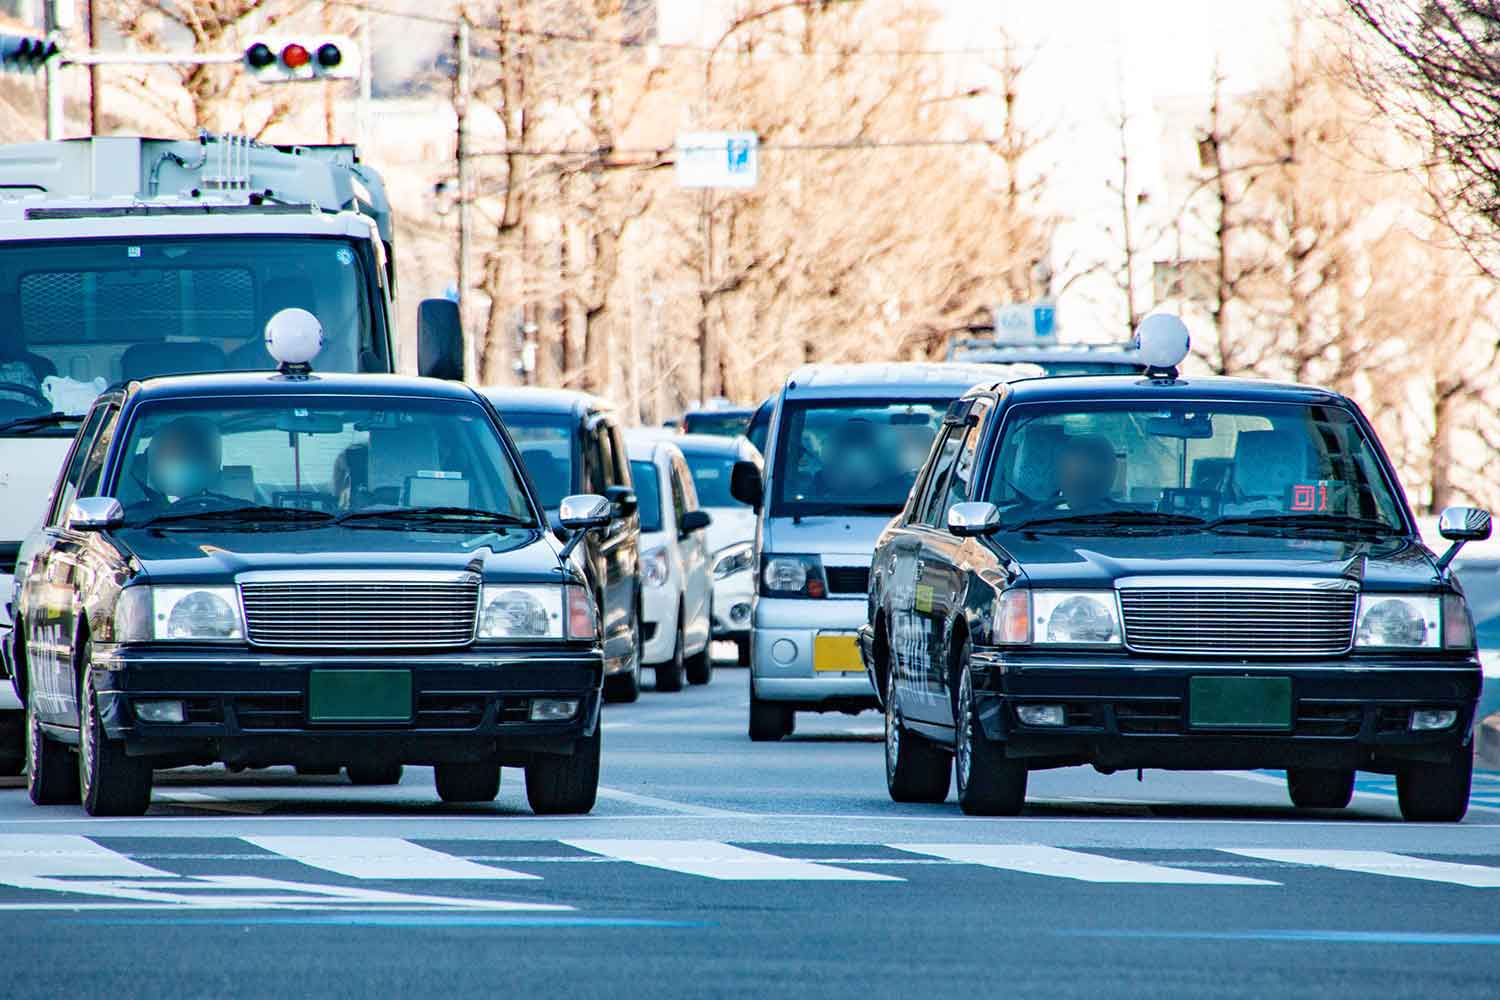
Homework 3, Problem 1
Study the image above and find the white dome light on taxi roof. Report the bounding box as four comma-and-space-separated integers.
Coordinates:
1133, 312, 1191, 379
264, 307, 324, 375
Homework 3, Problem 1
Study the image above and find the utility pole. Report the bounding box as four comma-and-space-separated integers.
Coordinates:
44, 0, 70, 139
454, 15, 474, 382
86, 0, 98, 134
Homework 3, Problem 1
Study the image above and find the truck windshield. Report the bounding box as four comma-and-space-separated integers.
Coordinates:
0, 235, 384, 431
985, 400, 1406, 533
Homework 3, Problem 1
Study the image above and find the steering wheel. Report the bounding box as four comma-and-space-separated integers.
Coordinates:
0, 384, 53, 411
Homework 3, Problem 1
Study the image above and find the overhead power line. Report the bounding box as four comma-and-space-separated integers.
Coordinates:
469, 136, 1010, 160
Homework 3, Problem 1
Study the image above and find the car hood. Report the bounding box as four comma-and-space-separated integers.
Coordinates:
993, 530, 1441, 592
115, 524, 570, 586
764, 513, 896, 564
703, 506, 755, 554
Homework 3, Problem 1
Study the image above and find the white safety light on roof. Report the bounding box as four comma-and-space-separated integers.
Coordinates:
1132, 312, 1191, 380
264, 307, 324, 376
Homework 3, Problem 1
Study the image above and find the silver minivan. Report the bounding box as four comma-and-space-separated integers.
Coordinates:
729, 362, 1039, 740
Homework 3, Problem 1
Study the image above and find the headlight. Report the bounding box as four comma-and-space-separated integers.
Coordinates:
477, 584, 596, 640
115, 586, 242, 641
1355, 594, 1440, 649
760, 554, 825, 598
1032, 591, 1121, 645
713, 542, 753, 580
642, 546, 671, 588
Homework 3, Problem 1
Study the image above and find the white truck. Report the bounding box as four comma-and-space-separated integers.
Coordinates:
0, 133, 464, 771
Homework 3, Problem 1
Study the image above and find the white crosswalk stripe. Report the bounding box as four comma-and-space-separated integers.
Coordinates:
242, 836, 540, 881
1222, 849, 1500, 887
0, 834, 166, 878
562, 839, 903, 881
892, 843, 1278, 885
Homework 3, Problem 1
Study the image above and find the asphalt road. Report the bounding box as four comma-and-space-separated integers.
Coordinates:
3, 659, 1499, 1000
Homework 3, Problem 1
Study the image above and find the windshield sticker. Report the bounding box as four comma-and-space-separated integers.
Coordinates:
127, 246, 142, 258
417, 470, 463, 479
335, 247, 354, 267
1288, 481, 1348, 512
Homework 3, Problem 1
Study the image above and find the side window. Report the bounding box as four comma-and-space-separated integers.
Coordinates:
76, 405, 121, 499
582, 421, 606, 494
48, 405, 110, 527
669, 461, 690, 534
943, 423, 981, 518
920, 426, 968, 527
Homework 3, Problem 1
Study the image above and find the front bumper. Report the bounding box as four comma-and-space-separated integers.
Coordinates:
751, 596, 877, 709
966, 648, 1482, 772
87, 643, 604, 769
710, 570, 753, 637
639, 583, 679, 665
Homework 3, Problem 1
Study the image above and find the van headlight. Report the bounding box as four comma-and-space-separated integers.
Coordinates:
713, 542, 753, 580
1355, 595, 1440, 649
114, 586, 243, 642
1032, 591, 1121, 646
760, 554, 825, 598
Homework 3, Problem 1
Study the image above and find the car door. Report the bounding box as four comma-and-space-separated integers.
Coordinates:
586, 415, 638, 661
919, 408, 984, 726
671, 454, 712, 651
25, 401, 114, 724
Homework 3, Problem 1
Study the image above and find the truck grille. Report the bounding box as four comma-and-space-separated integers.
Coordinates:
240, 578, 479, 650
824, 566, 870, 594
1119, 586, 1357, 656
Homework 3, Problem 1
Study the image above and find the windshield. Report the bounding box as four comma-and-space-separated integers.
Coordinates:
683, 411, 751, 437
0, 236, 384, 432
984, 400, 1406, 533
631, 459, 664, 533
502, 411, 575, 509
683, 450, 744, 508
771, 399, 947, 517
110, 395, 532, 528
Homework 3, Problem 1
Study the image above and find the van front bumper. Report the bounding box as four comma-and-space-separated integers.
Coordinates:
967, 648, 1482, 772
751, 596, 877, 710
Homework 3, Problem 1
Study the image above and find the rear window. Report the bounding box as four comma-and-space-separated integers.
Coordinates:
682, 451, 741, 507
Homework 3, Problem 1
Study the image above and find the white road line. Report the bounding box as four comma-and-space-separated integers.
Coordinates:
0, 834, 166, 877
1222, 848, 1500, 887
242, 837, 540, 881
563, 839, 902, 881
891, 844, 1278, 885
594, 787, 751, 818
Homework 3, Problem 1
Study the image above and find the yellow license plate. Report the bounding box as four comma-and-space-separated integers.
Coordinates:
813, 634, 863, 672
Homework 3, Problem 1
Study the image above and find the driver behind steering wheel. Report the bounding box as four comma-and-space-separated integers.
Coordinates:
146, 416, 224, 505
1054, 434, 1118, 513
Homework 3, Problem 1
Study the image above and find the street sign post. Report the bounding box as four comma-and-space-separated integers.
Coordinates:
675, 131, 758, 189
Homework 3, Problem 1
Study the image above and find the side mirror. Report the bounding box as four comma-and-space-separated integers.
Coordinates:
67, 496, 124, 532
557, 493, 611, 560
729, 460, 763, 509
417, 297, 464, 381
604, 484, 637, 517
681, 509, 711, 534
947, 501, 1000, 538
1436, 506, 1492, 572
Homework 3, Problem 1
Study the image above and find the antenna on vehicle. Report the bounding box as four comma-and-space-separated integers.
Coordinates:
1132, 313, 1191, 381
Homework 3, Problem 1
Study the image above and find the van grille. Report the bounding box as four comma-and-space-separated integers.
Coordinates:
824, 566, 870, 594
1119, 587, 1357, 656
240, 579, 479, 650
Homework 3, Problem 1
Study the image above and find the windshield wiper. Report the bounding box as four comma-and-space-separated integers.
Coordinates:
1013, 510, 1209, 532
136, 505, 335, 529
1207, 513, 1398, 536
334, 506, 532, 528
788, 502, 902, 518
0, 412, 83, 436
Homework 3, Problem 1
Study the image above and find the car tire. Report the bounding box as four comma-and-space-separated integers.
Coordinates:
1286, 767, 1355, 809
0, 709, 24, 776
748, 677, 790, 742
26, 687, 79, 806
734, 636, 750, 667
954, 644, 1026, 816
78, 651, 153, 818
1397, 750, 1472, 822
885, 680, 951, 803
526, 727, 600, 815
434, 762, 501, 803
656, 617, 687, 692
346, 762, 404, 786
685, 639, 713, 687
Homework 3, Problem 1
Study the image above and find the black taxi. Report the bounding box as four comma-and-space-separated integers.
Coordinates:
860, 316, 1489, 821
3, 319, 612, 816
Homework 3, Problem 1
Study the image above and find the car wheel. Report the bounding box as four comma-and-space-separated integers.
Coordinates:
346, 762, 404, 786
434, 762, 501, 803
1286, 767, 1355, 809
1397, 750, 1472, 822
885, 676, 951, 803
954, 643, 1026, 816
0, 709, 24, 777
26, 686, 79, 806
78, 643, 153, 817
734, 636, 750, 667
656, 616, 687, 692
748, 675, 789, 742
526, 727, 600, 815
685, 636, 713, 687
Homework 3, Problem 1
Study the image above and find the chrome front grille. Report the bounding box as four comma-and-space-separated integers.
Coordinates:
240, 576, 480, 650
1118, 585, 1357, 656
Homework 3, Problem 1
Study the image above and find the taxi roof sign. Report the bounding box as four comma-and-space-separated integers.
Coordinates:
265, 307, 324, 374
1133, 312, 1191, 378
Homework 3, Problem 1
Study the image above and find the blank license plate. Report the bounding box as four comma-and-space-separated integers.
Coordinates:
308, 670, 413, 723
1189, 676, 1292, 730
813, 634, 863, 673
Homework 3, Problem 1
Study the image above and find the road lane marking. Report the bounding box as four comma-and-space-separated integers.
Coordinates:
891, 844, 1277, 885
242, 837, 540, 881
0, 834, 166, 877
595, 787, 751, 818
562, 840, 902, 881
1222, 849, 1500, 887
1060, 929, 1500, 945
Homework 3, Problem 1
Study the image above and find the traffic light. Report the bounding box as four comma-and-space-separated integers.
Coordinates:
0, 33, 59, 74
243, 36, 358, 82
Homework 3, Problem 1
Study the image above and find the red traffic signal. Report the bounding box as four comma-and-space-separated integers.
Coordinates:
242, 36, 357, 82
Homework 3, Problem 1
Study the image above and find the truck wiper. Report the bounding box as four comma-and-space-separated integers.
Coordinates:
137, 505, 335, 528
0, 412, 83, 436
334, 506, 532, 527
1013, 510, 1208, 531
1207, 513, 1398, 536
